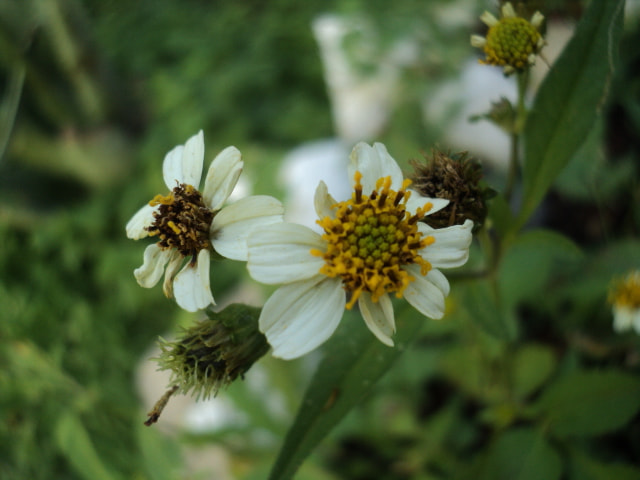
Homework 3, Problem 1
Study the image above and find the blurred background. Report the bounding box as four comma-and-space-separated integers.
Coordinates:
1, 0, 639, 479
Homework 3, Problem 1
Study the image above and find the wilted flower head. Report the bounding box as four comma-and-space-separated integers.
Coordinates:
247, 142, 473, 359
608, 271, 640, 334
155, 304, 270, 400
126, 131, 283, 312
471, 2, 545, 75
410, 149, 492, 231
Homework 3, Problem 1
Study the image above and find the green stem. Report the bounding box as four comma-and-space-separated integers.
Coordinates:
504, 71, 530, 203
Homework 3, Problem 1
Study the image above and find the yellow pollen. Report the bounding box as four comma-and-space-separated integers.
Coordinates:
313, 171, 434, 309
609, 272, 640, 309
146, 183, 214, 258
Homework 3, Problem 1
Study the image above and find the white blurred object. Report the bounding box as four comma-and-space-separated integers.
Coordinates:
312, 14, 417, 143
424, 59, 515, 170
279, 139, 351, 229
423, 19, 575, 171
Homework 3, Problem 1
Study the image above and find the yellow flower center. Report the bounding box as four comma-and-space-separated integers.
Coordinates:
483, 17, 542, 69
609, 272, 640, 309
146, 183, 213, 259
312, 172, 434, 309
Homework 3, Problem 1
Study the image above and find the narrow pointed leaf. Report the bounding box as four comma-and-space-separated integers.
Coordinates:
517, 0, 624, 227
268, 305, 427, 480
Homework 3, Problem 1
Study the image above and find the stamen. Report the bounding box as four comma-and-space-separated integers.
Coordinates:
316, 172, 434, 307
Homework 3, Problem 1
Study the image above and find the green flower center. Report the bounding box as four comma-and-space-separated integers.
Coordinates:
146, 183, 213, 259
484, 17, 542, 69
311, 172, 434, 309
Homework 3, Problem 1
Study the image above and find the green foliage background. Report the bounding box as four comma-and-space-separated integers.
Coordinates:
1, 0, 639, 479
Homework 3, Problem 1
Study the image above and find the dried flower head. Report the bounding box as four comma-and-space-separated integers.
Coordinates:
471, 2, 545, 75
410, 149, 492, 231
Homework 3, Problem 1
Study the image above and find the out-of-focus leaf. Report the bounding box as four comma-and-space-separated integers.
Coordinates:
267, 305, 429, 480
517, 0, 625, 227
475, 427, 561, 480
533, 370, 640, 437
137, 423, 182, 480
511, 344, 556, 399
569, 449, 640, 480
458, 278, 518, 341
55, 413, 121, 480
498, 229, 582, 308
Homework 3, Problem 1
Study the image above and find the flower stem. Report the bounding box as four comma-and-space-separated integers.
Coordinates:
504, 71, 530, 203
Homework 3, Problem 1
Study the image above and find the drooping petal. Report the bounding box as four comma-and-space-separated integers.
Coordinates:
247, 222, 326, 285
180, 130, 205, 187
259, 277, 345, 359
173, 249, 215, 312
162, 145, 184, 189
211, 195, 284, 261
134, 244, 173, 288
402, 264, 447, 319
314, 180, 337, 221
405, 193, 449, 218
418, 219, 473, 269
358, 292, 395, 346
125, 203, 158, 239
349, 142, 404, 193
202, 146, 243, 211
162, 251, 183, 299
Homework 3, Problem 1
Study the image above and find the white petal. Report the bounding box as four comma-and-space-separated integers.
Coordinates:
180, 130, 205, 187
125, 203, 157, 239
162, 131, 205, 189
134, 244, 172, 288
405, 193, 449, 218
202, 146, 243, 211
418, 219, 473, 269
259, 277, 345, 359
247, 222, 326, 284
502, 2, 516, 18
349, 142, 404, 194
530, 11, 544, 29
162, 251, 183, 299
211, 195, 284, 261
358, 292, 395, 346
314, 180, 337, 220
470, 35, 487, 48
480, 11, 499, 27
402, 264, 447, 319
173, 249, 215, 312
613, 306, 633, 333
162, 145, 184, 189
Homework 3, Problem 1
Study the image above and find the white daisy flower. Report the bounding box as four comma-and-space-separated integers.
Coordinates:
126, 130, 283, 312
609, 271, 640, 334
247, 142, 473, 359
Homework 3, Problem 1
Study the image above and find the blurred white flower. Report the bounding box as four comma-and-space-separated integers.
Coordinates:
126, 130, 283, 312
609, 271, 640, 334
247, 142, 473, 359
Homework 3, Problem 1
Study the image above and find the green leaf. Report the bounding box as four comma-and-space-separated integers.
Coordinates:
458, 278, 518, 341
267, 305, 428, 480
55, 413, 121, 480
137, 423, 182, 480
569, 449, 640, 480
475, 427, 562, 480
534, 370, 640, 437
517, 0, 625, 227
498, 229, 582, 308
511, 344, 556, 399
